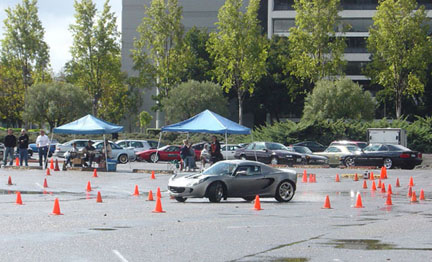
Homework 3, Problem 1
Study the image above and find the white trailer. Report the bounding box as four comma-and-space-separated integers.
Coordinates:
367, 128, 407, 147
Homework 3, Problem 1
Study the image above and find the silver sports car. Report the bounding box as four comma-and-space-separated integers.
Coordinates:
168, 160, 297, 203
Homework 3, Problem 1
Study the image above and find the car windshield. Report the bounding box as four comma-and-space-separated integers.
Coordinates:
295, 146, 312, 154
363, 144, 382, 151
202, 162, 237, 176
266, 143, 288, 150
347, 146, 361, 153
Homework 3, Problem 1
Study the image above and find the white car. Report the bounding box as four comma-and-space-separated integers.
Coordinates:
221, 144, 241, 160
93, 141, 136, 164
115, 140, 162, 153
54, 139, 96, 157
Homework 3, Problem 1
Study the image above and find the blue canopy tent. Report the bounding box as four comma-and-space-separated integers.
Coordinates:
52, 114, 124, 169
160, 110, 252, 162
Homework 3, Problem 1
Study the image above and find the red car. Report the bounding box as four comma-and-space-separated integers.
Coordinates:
136, 145, 201, 163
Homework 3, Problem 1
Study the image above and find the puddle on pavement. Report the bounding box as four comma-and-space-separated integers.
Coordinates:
325, 239, 432, 251
269, 258, 309, 262
89, 228, 117, 231
0, 189, 83, 195
333, 224, 366, 227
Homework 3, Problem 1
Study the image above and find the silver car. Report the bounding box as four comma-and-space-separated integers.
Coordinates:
168, 160, 297, 203
93, 141, 136, 164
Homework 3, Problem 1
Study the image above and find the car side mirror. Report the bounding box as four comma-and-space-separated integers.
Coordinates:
236, 170, 248, 176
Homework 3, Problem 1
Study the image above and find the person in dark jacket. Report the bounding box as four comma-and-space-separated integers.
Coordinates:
180, 139, 190, 171
210, 136, 223, 164
3, 128, 17, 166
18, 129, 29, 166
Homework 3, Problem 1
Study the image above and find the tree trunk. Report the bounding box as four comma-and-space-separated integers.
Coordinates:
395, 90, 402, 118
92, 98, 98, 116
238, 91, 243, 125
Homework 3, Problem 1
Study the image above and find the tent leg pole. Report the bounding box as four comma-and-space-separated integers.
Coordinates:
45, 129, 55, 169
104, 134, 108, 170
225, 132, 228, 160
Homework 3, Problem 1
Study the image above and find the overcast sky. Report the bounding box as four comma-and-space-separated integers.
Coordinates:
0, 0, 122, 74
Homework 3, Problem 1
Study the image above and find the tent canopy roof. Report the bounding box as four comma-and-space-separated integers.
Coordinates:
53, 114, 124, 134
161, 110, 250, 135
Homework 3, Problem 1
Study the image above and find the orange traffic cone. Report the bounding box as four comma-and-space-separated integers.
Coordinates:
15, 157, 19, 166
96, 191, 103, 203
411, 191, 418, 202
157, 187, 162, 198
380, 183, 386, 193
147, 190, 154, 201
52, 198, 63, 215
409, 177, 414, 187
377, 179, 382, 188
308, 174, 314, 183
420, 189, 425, 200
133, 185, 139, 196
387, 184, 393, 195
302, 170, 307, 183
43, 178, 48, 188
152, 197, 165, 213
335, 174, 340, 182
93, 169, 98, 178
382, 166, 388, 179
362, 180, 368, 189
354, 193, 364, 208
16, 191, 23, 205
54, 159, 60, 171
253, 195, 262, 210
50, 159, 54, 169
370, 172, 374, 180
7, 176, 12, 186
354, 173, 359, 181
395, 178, 400, 187
86, 181, 92, 192
312, 174, 317, 183
407, 186, 413, 198
371, 181, 377, 191
151, 170, 156, 180
46, 168, 51, 176
385, 193, 392, 206
322, 195, 331, 209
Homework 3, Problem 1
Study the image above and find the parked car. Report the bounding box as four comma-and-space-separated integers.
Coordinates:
168, 160, 297, 203
315, 145, 362, 167
136, 145, 201, 163
54, 139, 94, 157
116, 140, 163, 153
330, 140, 368, 149
92, 141, 136, 164
192, 142, 210, 151
0, 143, 4, 160
347, 144, 422, 170
288, 146, 329, 165
221, 144, 241, 160
234, 142, 304, 166
293, 141, 326, 152
28, 139, 59, 157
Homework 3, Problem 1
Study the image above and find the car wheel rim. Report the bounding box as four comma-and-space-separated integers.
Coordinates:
119, 155, 127, 163
216, 184, 223, 201
151, 154, 158, 162
345, 158, 354, 167
279, 182, 293, 201
384, 158, 392, 169
271, 158, 278, 165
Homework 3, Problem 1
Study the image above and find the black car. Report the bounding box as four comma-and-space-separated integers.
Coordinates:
293, 141, 326, 152
234, 142, 304, 166
289, 146, 329, 165
346, 144, 422, 170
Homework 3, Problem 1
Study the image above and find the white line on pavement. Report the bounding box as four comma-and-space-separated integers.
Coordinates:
112, 250, 129, 262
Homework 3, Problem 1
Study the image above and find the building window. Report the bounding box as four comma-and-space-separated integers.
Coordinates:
341, 0, 378, 10
336, 18, 373, 32
273, 18, 296, 34
273, 0, 294, 11
345, 61, 368, 75
345, 37, 368, 53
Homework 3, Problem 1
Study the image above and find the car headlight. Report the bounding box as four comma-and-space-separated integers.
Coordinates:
188, 177, 209, 187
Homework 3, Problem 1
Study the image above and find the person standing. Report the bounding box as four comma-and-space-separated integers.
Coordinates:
36, 129, 50, 168
18, 129, 29, 166
210, 136, 223, 164
180, 139, 190, 171
3, 128, 17, 166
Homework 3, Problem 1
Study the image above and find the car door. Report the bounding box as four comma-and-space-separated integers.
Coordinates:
253, 142, 270, 163
242, 143, 256, 160
164, 146, 181, 160
322, 147, 342, 165
229, 165, 268, 196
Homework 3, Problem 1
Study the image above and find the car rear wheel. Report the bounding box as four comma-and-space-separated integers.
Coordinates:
275, 180, 295, 202
150, 153, 159, 163
118, 154, 128, 164
383, 158, 393, 169
270, 156, 279, 165
207, 182, 224, 203
175, 197, 187, 202
344, 157, 355, 167
242, 196, 255, 202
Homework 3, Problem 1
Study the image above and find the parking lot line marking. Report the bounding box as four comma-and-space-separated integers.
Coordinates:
112, 250, 128, 262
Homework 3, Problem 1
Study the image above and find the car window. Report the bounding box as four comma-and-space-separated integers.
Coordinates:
266, 143, 288, 150
378, 145, 388, 151
166, 146, 179, 152
76, 141, 87, 147
117, 141, 127, 147
111, 143, 121, 149
131, 141, 143, 148
364, 144, 381, 151
357, 143, 367, 149
203, 162, 237, 176
326, 147, 341, 153
347, 146, 360, 153
255, 143, 266, 150
387, 145, 410, 151
236, 165, 261, 176
246, 143, 255, 150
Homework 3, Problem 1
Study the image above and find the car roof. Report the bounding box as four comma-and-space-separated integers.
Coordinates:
117, 140, 149, 142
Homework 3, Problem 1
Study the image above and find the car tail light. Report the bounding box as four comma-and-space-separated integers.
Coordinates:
400, 153, 410, 158
418, 153, 422, 159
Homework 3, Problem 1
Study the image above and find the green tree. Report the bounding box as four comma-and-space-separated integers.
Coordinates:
207, 0, 268, 125
302, 78, 375, 121
132, 0, 185, 127
0, 65, 25, 126
23, 82, 91, 131
161, 80, 229, 124
182, 26, 213, 82
0, 0, 50, 89
137, 111, 153, 132
367, 0, 432, 118
289, 0, 346, 83
66, 0, 128, 120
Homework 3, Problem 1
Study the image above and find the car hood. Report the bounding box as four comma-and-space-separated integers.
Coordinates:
169, 173, 212, 186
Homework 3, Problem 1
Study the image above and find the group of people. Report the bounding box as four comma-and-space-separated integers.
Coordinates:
180, 136, 223, 171
3, 128, 30, 167
64, 139, 112, 167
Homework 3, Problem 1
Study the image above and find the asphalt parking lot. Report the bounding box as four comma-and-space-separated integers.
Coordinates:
0, 161, 431, 262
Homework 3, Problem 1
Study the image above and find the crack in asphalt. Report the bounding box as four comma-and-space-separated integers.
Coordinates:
228, 234, 325, 262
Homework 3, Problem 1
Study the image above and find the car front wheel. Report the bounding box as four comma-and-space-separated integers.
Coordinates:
275, 180, 295, 202
383, 158, 393, 169
344, 157, 355, 167
207, 182, 224, 203
118, 154, 128, 164
150, 153, 159, 163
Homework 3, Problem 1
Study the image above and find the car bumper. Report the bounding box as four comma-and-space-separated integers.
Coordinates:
168, 183, 208, 198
